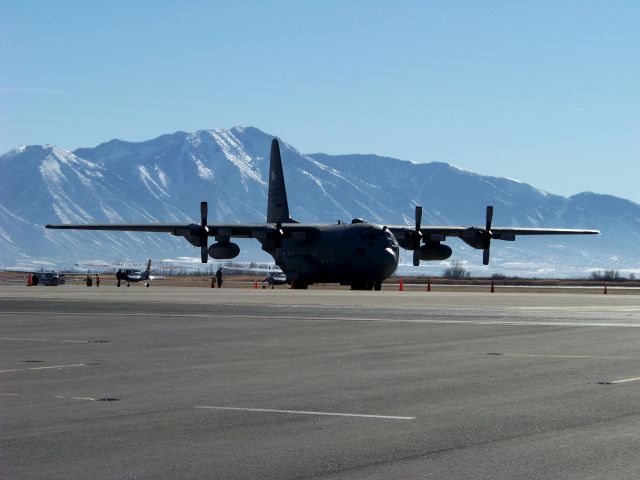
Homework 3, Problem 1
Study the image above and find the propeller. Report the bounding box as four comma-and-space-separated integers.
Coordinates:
274, 221, 284, 248
412, 205, 423, 266
482, 205, 493, 265
199, 201, 209, 263
264, 221, 285, 250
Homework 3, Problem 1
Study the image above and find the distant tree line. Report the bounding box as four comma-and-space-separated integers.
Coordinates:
590, 270, 636, 282
440, 261, 637, 282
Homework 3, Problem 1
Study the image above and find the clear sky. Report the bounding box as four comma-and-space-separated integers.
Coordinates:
1, 0, 638, 203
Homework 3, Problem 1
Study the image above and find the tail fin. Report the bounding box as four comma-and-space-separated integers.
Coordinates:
144, 259, 151, 277
267, 139, 295, 223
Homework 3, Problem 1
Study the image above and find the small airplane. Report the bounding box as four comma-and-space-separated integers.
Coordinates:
46, 139, 599, 290
116, 259, 154, 287
222, 265, 287, 288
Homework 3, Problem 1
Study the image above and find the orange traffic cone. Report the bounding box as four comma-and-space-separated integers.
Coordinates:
604, 284, 608, 295
490, 281, 495, 293
253, 279, 258, 289
210, 277, 215, 288
399, 277, 404, 291
427, 279, 431, 292
27, 274, 32, 287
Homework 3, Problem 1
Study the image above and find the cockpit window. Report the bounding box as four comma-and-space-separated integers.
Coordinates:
385, 230, 398, 246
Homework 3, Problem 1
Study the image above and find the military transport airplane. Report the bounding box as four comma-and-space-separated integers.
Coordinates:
46, 139, 599, 290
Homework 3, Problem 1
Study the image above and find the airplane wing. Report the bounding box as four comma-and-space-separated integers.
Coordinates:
386, 205, 599, 266
45, 223, 256, 236
389, 225, 600, 241
46, 203, 599, 267
46, 202, 311, 263
480, 227, 600, 239
45, 222, 308, 239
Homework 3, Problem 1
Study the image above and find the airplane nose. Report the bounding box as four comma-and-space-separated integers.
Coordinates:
385, 247, 399, 261
382, 247, 400, 275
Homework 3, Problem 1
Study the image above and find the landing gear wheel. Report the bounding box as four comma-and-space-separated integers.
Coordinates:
351, 281, 374, 291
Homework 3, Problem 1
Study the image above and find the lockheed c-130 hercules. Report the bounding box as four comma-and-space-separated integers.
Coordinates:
46, 139, 599, 290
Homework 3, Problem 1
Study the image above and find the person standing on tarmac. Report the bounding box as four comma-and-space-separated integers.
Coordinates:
216, 268, 223, 288
95, 274, 100, 287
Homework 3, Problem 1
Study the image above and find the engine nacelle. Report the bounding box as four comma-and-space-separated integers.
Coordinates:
460, 227, 487, 249
208, 242, 240, 260
419, 242, 452, 261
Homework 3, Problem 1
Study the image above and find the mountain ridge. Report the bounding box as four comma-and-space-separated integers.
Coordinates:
1, 126, 638, 276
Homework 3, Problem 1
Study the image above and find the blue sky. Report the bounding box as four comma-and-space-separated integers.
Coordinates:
1, 1, 638, 203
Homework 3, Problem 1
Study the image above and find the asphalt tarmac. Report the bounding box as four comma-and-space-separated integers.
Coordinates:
2, 285, 640, 479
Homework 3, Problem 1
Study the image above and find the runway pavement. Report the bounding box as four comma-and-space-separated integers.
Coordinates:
1, 285, 640, 479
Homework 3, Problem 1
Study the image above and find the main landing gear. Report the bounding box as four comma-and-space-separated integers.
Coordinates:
351, 281, 382, 291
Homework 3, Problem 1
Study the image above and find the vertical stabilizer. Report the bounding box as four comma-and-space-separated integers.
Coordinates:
144, 259, 151, 277
267, 139, 295, 223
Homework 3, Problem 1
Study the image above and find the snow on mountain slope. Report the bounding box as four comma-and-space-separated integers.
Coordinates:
1, 127, 638, 276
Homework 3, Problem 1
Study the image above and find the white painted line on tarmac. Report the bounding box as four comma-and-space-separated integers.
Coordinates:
3, 312, 640, 328
224, 316, 640, 328
0, 363, 87, 373
0, 336, 90, 343
512, 305, 640, 312
195, 405, 415, 420
54, 395, 96, 401
0, 311, 212, 318
497, 353, 640, 360
607, 376, 640, 384
0, 392, 98, 401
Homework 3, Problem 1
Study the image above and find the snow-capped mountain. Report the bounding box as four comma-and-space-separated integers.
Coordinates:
1, 126, 638, 277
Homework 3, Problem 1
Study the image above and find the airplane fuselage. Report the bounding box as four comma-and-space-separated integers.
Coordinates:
116, 268, 150, 286
117, 269, 146, 281
263, 222, 399, 289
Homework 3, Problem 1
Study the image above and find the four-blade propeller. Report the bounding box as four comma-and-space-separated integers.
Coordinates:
412, 205, 423, 266
273, 221, 284, 249
199, 201, 209, 263
482, 205, 493, 265
412, 204, 496, 266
